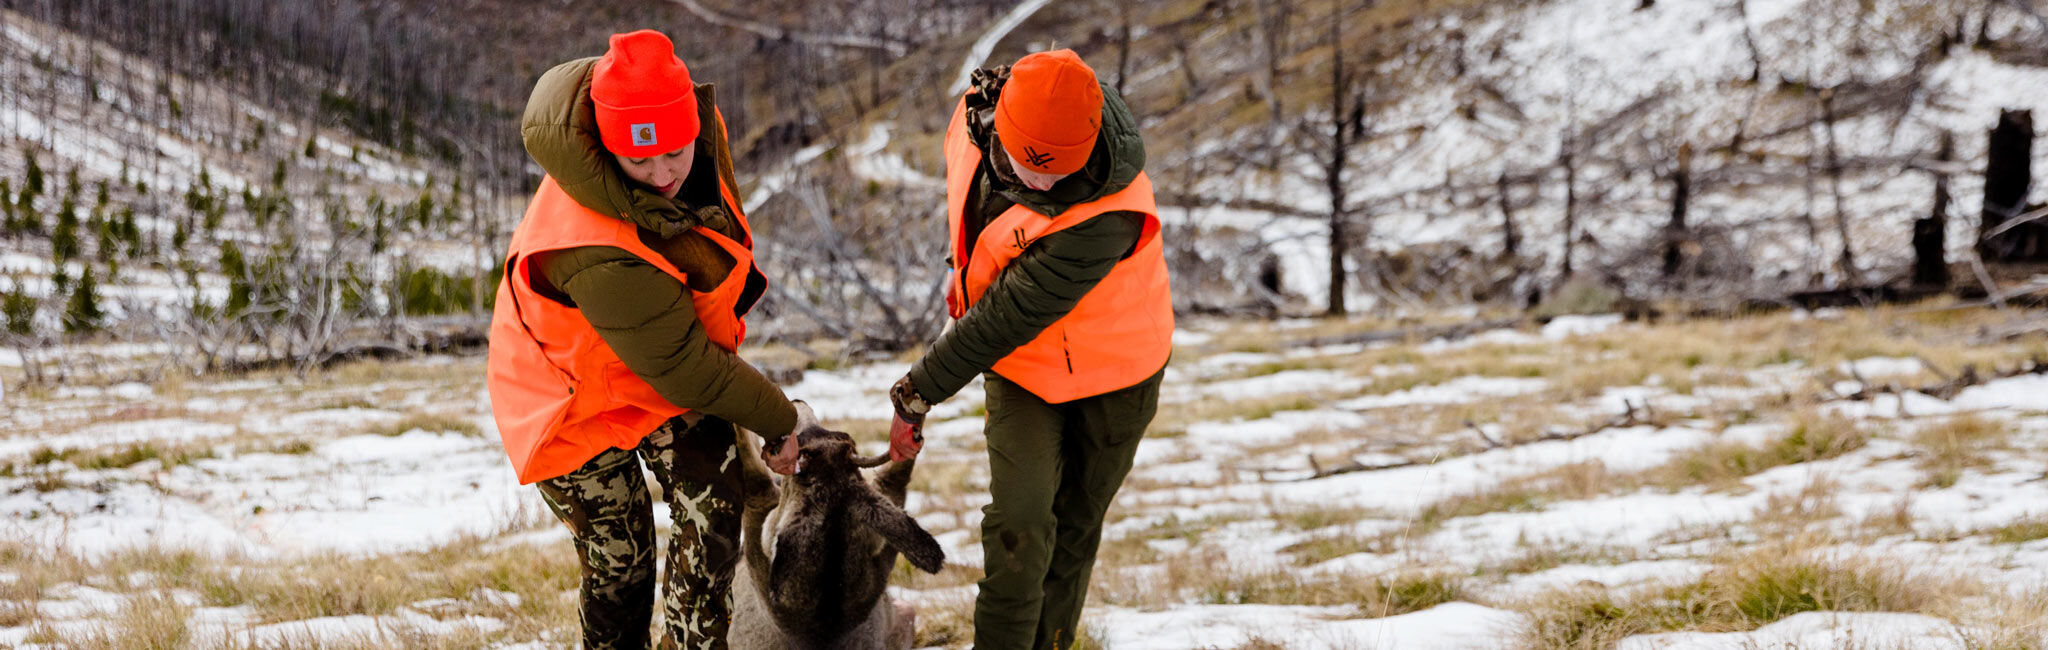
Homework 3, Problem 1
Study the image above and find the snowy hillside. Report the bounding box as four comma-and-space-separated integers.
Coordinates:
0, 8, 497, 343
915, 0, 2048, 311
3, 306, 2047, 647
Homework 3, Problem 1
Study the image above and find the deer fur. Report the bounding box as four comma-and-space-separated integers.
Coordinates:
729, 402, 944, 650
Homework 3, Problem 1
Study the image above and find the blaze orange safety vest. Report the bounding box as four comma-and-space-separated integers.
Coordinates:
942, 98, 1175, 404
487, 171, 759, 485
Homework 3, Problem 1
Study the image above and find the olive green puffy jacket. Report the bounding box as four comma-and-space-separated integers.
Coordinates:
519, 57, 796, 441
906, 77, 1150, 404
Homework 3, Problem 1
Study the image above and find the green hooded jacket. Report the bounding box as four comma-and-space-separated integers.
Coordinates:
906, 76, 1150, 404
518, 57, 796, 441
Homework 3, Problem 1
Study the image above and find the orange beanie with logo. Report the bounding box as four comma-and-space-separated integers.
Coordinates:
994, 49, 1103, 176
592, 30, 700, 158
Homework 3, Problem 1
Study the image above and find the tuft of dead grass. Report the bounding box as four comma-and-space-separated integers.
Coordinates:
1750, 477, 1844, 534
1482, 544, 1643, 577
25, 441, 218, 471
72, 591, 191, 650
1518, 540, 1982, 649
1640, 411, 1871, 491
1912, 414, 2016, 489
910, 591, 976, 648
1987, 517, 2048, 545
371, 412, 482, 438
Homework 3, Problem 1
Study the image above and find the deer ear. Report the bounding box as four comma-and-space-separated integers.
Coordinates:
853, 491, 944, 574
792, 400, 820, 433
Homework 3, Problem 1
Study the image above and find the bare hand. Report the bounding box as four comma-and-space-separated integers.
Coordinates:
766, 434, 801, 475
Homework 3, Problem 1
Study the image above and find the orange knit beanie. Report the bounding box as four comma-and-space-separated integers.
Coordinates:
591, 30, 700, 158
994, 49, 1103, 176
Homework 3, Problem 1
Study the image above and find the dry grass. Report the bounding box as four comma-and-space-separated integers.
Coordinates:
1096, 536, 1470, 615
1750, 476, 1845, 534
1193, 311, 1510, 355
1987, 517, 2048, 545
1912, 414, 2017, 488
235, 436, 318, 456
301, 357, 483, 390
1853, 493, 1921, 539
2, 532, 579, 647
27, 441, 219, 471
1415, 461, 1621, 530
1519, 585, 1673, 650
71, 591, 191, 650
1272, 501, 1386, 531
370, 411, 483, 438
1481, 544, 1642, 577
910, 590, 976, 648
1280, 528, 1398, 566
1954, 586, 2048, 650
1149, 393, 1334, 434
1518, 540, 1982, 649
1639, 410, 1873, 491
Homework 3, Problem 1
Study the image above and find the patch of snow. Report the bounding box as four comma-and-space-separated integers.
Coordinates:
1090, 602, 1525, 650
1618, 612, 1974, 650
234, 608, 505, 647
1335, 376, 1548, 411
1839, 356, 1925, 379
948, 0, 1058, 95
1542, 314, 1625, 340
1171, 329, 1215, 346
1180, 410, 1368, 449
845, 122, 942, 190
1822, 391, 1959, 419
1951, 375, 2048, 412
1183, 369, 1370, 402
1495, 559, 1714, 600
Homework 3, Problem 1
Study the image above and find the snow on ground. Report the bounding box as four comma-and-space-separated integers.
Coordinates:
948, 0, 1057, 95
1093, 602, 1525, 650
1618, 612, 1977, 650
4, 307, 2047, 648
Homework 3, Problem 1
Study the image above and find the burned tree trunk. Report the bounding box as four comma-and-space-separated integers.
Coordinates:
1820, 89, 1858, 280
1112, 0, 1133, 96
1498, 171, 1521, 260
1913, 132, 1953, 288
1663, 142, 1693, 278
1321, 11, 1358, 316
1561, 137, 1579, 278
1979, 109, 2039, 262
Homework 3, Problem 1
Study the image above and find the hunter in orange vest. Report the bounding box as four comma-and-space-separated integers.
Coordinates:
487, 30, 798, 649
887, 50, 1173, 650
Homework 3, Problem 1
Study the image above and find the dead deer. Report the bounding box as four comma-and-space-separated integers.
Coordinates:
730, 402, 945, 650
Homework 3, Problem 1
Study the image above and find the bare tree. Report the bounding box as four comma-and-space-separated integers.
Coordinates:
1818, 87, 1858, 281
1496, 171, 1523, 262
1662, 142, 1693, 279
753, 166, 947, 354
1979, 109, 2038, 262
1294, 4, 1369, 316
1560, 131, 1580, 279
1913, 131, 1954, 288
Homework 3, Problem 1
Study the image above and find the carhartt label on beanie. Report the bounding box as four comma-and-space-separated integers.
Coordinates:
994, 49, 1103, 176
592, 30, 700, 158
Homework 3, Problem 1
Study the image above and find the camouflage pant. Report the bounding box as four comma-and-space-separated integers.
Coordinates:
538, 415, 745, 650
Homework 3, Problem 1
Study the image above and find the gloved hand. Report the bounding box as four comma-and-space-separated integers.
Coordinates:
764, 433, 801, 475
889, 375, 930, 462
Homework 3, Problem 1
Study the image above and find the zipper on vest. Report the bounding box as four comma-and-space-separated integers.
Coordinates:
1062, 330, 1074, 374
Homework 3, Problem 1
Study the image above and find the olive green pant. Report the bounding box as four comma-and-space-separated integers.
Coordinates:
975, 370, 1162, 650
537, 415, 744, 650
